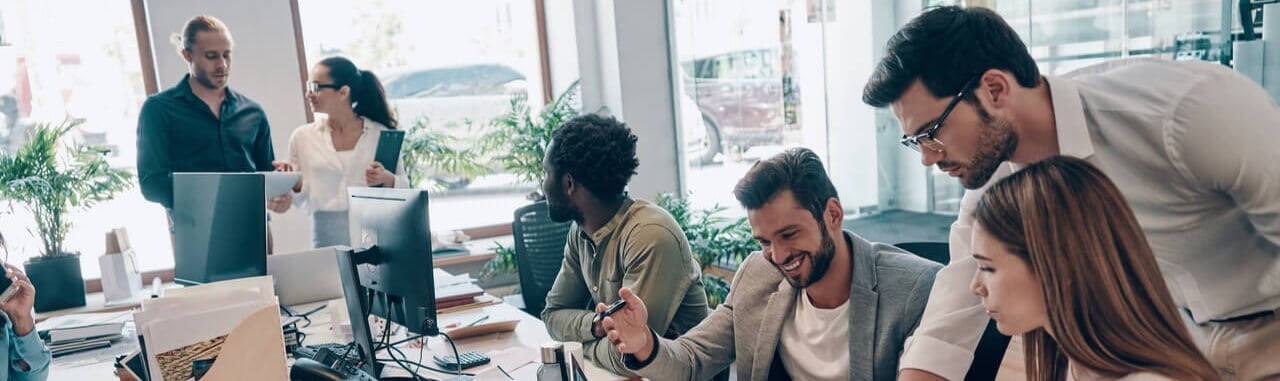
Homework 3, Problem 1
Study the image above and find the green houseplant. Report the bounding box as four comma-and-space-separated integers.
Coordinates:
399, 116, 492, 190
656, 193, 757, 307
0, 120, 132, 312
476, 89, 579, 290
481, 89, 579, 200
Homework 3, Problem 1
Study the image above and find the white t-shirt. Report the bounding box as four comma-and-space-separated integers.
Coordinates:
779, 288, 850, 380
288, 116, 408, 213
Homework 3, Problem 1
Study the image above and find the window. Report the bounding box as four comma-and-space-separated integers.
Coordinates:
297, 0, 553, 232
997, 0, 1228, 76
671, 0, 810, 214
0, 0, 158, 278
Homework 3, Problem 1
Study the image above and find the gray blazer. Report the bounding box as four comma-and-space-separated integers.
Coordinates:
628, 230, 940, 381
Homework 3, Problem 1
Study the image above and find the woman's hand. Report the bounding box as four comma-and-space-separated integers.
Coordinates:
366, 162, 395, 186
0, 264, 36, 336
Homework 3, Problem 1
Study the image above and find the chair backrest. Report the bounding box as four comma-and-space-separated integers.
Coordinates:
893, 241, 1011, 380
512, 201, 574, 316
893, 241, 950, 265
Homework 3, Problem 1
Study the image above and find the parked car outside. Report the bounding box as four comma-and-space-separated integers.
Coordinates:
680, 48, 792, 154
379, 64, 528, 189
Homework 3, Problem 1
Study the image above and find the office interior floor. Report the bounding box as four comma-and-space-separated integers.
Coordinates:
843, 210, 953, 244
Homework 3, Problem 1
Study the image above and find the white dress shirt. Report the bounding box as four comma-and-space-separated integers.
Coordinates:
288, 116, 408, 213
899, 58, 1280, 379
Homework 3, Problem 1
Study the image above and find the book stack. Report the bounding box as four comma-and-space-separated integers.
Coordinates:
432, 269, 498, 312
35, 311, 129, 357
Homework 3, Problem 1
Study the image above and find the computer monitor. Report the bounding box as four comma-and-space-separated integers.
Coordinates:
335, 187, 438, 377
172, 173, 268, 285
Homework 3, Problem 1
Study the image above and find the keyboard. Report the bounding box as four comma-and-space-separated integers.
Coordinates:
294, 342, 363, 368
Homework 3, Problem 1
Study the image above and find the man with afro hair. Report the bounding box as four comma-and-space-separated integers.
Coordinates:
540, 113, 710, 377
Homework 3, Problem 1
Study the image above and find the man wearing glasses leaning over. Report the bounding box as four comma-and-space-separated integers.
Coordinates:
863, 6, 1280, 381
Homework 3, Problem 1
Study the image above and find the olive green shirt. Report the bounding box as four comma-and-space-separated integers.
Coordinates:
542, 198, 710, 376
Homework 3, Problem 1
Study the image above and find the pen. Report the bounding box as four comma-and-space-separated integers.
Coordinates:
445, 314, 489, 329
496, 364, 515, 380
465, 315, 489, 327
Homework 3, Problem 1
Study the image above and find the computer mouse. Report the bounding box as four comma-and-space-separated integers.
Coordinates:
290, 358, 345, 381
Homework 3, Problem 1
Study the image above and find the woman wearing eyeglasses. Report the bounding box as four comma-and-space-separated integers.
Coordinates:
969, 156, 1219, 381
272, 56, 406, 248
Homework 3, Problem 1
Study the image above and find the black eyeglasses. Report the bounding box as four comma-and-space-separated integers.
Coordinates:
306, 81, 341, 93
900, 73, 983, 153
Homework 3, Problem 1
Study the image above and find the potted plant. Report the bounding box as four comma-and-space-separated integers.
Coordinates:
656, 193, 757, 307
470, 88, 580, 294
481, 87, 580, 201
477, 243, 520, 289
399, 116, 492, 190
0, 120, 132, 312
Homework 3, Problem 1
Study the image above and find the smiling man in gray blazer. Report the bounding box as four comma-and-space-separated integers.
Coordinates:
600, 147, 941, 381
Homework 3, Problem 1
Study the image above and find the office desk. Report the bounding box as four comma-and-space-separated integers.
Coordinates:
35, 235, 514, 324
49, 298, 632, 380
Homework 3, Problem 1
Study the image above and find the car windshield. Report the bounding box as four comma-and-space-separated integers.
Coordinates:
381, 64, 525, 99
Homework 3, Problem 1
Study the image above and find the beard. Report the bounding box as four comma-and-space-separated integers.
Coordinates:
782, 222, 838, 288
545, 193, 579, 223
193, 66, 227, 90
958, 107, 1018, 189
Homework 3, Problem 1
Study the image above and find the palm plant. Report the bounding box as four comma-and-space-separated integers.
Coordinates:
481, 89, 580, 197
399, 116, 491, 189
0, 120, 132, 258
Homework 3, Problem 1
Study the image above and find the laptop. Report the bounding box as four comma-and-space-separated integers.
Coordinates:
267, 246, 344, 306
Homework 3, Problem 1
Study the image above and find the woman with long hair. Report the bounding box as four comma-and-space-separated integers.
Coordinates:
969, 156, 1219, 381
276, 56, 407, 247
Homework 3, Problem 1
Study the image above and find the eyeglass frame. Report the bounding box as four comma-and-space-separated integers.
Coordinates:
306, 81, 342, 93
899, 73, 984, 153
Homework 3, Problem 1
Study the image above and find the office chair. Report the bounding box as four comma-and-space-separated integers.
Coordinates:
894, 241, 1011, 380
893, 241, 951, 265
512, 201, 573, 317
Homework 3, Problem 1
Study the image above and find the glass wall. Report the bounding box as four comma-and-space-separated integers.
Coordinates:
670, 0, 1235, 232
0, 0, 157, 277
297, 0, 554, 232
670, 0, 834, 214
997, 0, 1228, 75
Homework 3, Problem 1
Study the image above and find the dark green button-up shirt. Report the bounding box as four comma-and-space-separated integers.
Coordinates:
136, 74, 275, 209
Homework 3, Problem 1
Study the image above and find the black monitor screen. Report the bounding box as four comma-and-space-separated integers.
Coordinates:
347, 187, 438, 336
172, 173, 268, 285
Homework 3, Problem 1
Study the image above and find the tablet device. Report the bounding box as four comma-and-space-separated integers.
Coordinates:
374, 130, 405, 174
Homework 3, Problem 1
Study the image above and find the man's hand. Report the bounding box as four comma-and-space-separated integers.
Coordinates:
591, 302, 608, 338
273, 160, 303, 192
0, 264, 36, 336
268, 193, 292, 213
602, 287, 653, 361
366, 162, 395, 186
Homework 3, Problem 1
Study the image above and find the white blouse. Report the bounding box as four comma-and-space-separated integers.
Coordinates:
288, 116, 408, 213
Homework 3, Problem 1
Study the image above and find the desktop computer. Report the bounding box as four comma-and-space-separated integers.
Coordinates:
172, 173, 268, 285
330, 187, 439, 378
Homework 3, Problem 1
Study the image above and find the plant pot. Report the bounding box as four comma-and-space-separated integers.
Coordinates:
478, 271, 519, 289
25, 254, 86, 313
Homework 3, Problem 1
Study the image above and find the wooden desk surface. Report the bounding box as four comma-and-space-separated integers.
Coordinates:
49, 274, 631, 380
36, 235, 515, 323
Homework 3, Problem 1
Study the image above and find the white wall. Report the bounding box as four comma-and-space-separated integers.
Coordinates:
868, 0, 930, 213
143, 0, 312, 252
573, 0, 683, 200
821, 0, 882, 215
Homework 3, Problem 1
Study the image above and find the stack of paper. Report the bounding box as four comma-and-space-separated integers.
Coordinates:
433, 269, 485, 310
133, 276, 288, 381
36, 311, 129, 357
